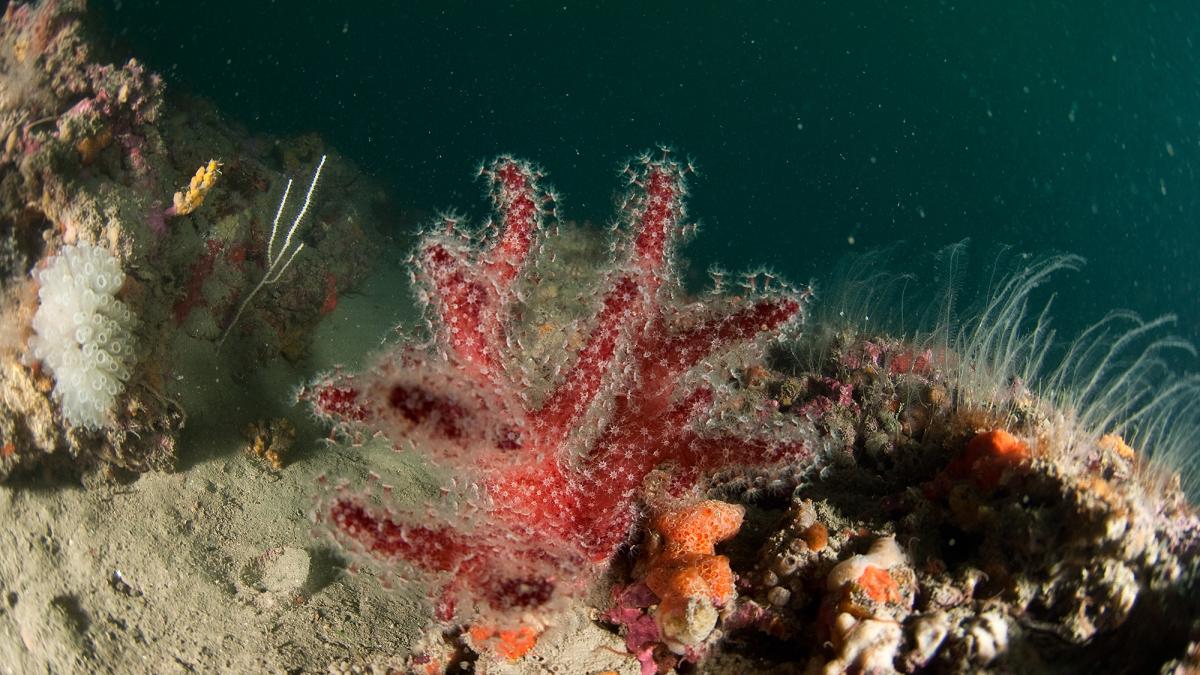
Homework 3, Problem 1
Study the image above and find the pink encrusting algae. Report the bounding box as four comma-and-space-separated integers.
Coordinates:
301, 151, 813, 625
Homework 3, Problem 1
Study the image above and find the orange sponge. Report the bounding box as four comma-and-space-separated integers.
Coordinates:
856, 565, 902, 604
645, 499, 745, 607
960, 429, 1032, 490
639, 499, 746, 653
467, 624, 541, 661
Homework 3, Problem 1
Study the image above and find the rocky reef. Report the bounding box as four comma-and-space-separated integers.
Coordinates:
387, 244, 1200, 674
0, 0, 381, 480
0, 2, 1196, 674
300, 154, 1200, 672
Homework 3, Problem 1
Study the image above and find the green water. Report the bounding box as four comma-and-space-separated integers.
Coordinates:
95, 1, 1200, 348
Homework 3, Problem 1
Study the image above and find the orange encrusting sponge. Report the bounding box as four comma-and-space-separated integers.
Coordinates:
960, 429, 1032, 490
932, 428, 1032, 493
856, 564, 902, 604
644, 499, 745, 608
467, 624, 541, 662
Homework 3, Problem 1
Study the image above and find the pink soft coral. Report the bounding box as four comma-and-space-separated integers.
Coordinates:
304, 151, 811, 624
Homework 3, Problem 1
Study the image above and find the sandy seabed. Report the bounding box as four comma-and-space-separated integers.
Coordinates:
0, 258, 474, 674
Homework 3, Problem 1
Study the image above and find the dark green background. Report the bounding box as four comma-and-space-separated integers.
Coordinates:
94, 1, 1199, 349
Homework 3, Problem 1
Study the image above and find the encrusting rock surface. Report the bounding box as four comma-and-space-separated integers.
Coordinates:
1, 2, 1198, 674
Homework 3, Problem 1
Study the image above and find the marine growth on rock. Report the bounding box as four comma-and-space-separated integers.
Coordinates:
302, 151, 814, 626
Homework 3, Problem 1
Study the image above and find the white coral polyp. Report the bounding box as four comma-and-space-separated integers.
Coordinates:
29, 243, 137, 429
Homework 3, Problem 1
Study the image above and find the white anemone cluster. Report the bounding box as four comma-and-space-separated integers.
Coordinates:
29, 243, 137, 429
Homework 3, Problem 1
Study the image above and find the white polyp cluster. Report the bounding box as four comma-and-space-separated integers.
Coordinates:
29, 243, 137, 429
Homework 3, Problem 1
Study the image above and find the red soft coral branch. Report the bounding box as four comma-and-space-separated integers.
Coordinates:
329, 499, 472, 570
483, 157, 544, 286
416, 157, 549, 383
420, 240, 502, 378
534, 275, 641, 444
306, 150, 812, 626
627, 159, 687, 290
536, 158, 692, 440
